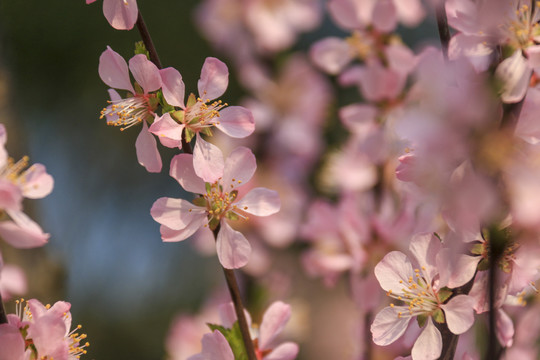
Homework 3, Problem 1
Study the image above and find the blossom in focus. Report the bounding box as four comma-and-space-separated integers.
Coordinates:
86, 0, 138, 30
371, 233, 475, 360
0, 299, 89, 360
0, 124, 53, 249
149, 57, 254, 182
99, 46, 162, 172
151, 146, 280, 269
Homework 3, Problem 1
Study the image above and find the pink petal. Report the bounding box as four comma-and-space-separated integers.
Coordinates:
371, 305, 411, 345
0, 323, 26, 360
151, 197, 206, 230
0, 181, 22, 212
372, 0, 397, 33
259, 301, 291, 350
526, 45, 540, 68
187, 330, 234, 360
129, 54, 162, 94
411, 318, 442, 360
328, 0, 369, 29
102, 0, 138, 30
448, 33, 494, 72
394, 0, 425, 27
193, 135, 225, 183
160, 67, 185, 108
310, 37, 353, 75
235, 188, 280, 217
408, 233, 441, 282
160, 216, 208, 242
222, 146, 256, 190
0, 211, 49, 248
218, 302, 252, 329
98, 46, 134, 93
440, 295, 475, 334
215, 106, 255, 138
198, 57, 229, 100
86, 0, 97, 3
149, 113, 184, 149
374, 251, 414, 293
496, 50, 531, 103
169, 154, 206, 194
0, 264, 27, 300
264, 342, 299, 360
21, 164, 54, 199
436, 250, 480, 288
496, 308, 514, 347
135, 121, 162, 173
339, 103, 377, 134
385, 43, 417, 75
216, 221, 251, 269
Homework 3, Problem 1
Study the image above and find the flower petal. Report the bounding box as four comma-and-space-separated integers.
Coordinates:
198, 57, 229, 100
372, 0, 397, 33
374, 251, 415, 293
0, 211, 49, 248
222, 146, 256, 190
0, 323, 26, 360
20, 164, 54, 199
371, 305, 411, 345
496, 308, 514, 347
235, 188, 280, 217
411, 317, 442, 360
102, 0, 138, 30
129, 54, 162, 94
160, 216, 208, 242
216, 221, 251, 269
264, 342, 299, 360
496, 50, 531, 103
259, 301, 291, 350
310, 37, 353, 75
214, 106, 255, 138
408, 233, 441, 283
193, 135, 225, 183
440, 295, 475, 335
187, 330, 234, 360
98, 46, 134, 92
149, 113, 184, 149
160, 67, 185, 108
169, 154, 206, 194
151, 197, 206, 230
135, 121, 162, 173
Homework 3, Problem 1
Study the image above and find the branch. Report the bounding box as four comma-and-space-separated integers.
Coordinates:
135, 12, 162, 69
435, 1, 451, 60
0, 293, 7, 324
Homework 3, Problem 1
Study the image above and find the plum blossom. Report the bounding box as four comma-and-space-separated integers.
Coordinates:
189, 301, 298, 360
86, 0, 138, 30
0, 299, 89, 360
371, 233, 475, 360
99, 46, 162, 172
151, 146, 280, 269
0, 124, 53, 249
149, 57, 254, 182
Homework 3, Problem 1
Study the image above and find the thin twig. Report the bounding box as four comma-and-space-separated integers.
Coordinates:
135, 12, 162, 69
0, 293, 7, 324
435, 1, 451, 60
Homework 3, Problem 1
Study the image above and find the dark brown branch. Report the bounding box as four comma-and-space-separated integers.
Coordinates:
213, 226, 257, 360
0, 293, 7, 324
135, 12, 162, 69
435, 2, 451, 60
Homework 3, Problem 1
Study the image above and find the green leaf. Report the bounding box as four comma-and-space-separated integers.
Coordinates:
438, 288, 453, 303
171, 110, 185, 123
471, 244, 484, 255
185, 128, 195, 143
193, 197, 206, 207
157, 90, 175, 113
134, 41, 150, 59
417, 314, 427, 328
478, 258, 490, 271
186, 93, 197, 107
201, 127, 214, 137
205, 183, 212, 193
432, 309, 445, 324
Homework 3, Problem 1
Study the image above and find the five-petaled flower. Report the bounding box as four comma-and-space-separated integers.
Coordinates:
151, 146, 280, 269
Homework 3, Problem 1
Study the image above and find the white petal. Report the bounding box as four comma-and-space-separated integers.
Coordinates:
411, 318, 442, 360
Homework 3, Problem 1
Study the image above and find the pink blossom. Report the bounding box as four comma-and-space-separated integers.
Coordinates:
99, 46, 162, 172
87, 0, 138, 31
0, 261, 27, 300
151, 146, 280, 269
150, 57, 254, 182
371, 233, 475, 359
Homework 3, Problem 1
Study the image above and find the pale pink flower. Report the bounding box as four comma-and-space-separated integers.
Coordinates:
1, 299, 89, 360
151, 146, 280, 269
0, 124, 53, 248
371, 233, 475, 360
0, 260, 27, 300
86, 0, 138, 31
98, 46, 162, 172
187, 330, 234, 360
150, 57, 254, 182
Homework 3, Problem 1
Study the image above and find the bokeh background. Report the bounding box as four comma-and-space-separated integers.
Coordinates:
0, 2, 438, 359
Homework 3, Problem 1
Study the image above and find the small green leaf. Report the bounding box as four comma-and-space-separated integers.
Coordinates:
134, 82, 144, 95
432, 309, 445, 324
209, 217, 220, 230
171, 110, 185, 123
205, 183, 212, 193
157, 90, 175, 113
134, 41, 150, 59
226, 212, 239, 221
438, 288, 453, 303
186, 93, 197, 107
228, 322, 248, 360
417, 314, 427, 328
185, 128, 195, 143
478, 258, 490, 271
193, 197, 206, 207
471, 244, 484, 255
201, 127, 213, 137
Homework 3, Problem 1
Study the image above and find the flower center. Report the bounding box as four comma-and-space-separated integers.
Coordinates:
100, 94, 153, 131
184, 96, 228, 132
386, 268, 440, 317
503, 1, 540, 49
1, 156, 30, 184
203, 182, 238, 220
